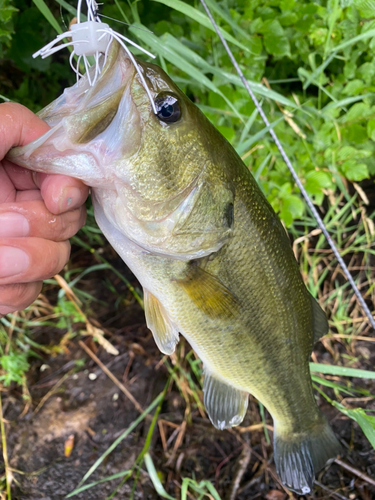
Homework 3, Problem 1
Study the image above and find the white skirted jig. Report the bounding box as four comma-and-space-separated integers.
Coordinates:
33, 0, 158, 114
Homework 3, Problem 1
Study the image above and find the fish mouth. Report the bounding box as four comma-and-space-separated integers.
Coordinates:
38, 40, 136, 128
7, 41, 142, 186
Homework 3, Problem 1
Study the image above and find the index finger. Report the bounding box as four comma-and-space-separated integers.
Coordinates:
0, 102, 50, 159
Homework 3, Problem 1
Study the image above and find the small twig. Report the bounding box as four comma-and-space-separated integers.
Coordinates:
328, 333, 375, 340
314, 480, 349, 500
226, 444, 252, 500
0, 393, 12, 499
54, 274, 119, 355
237, 423, 274, 433
78, 340, 144, 414
334, 457, 375, 487
33, 372, 71, 415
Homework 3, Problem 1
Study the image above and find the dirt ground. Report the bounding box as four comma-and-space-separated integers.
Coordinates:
1, 244, 375, 500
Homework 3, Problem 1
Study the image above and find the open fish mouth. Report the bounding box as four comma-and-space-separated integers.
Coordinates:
7, 41, 141, 187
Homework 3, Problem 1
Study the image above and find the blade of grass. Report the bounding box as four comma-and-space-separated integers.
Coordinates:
65, 471, 132, 497
236, 117, 284, 156
204, 0, 252, 41
144, 453, 176, 500
332, 404, 375, 449
106, 370, 174, 499
152, 0, 251, 53
68, 392, 163, 494
32, 0, 62, 34
314, 385, 375, 450
162, 33, 299, 110
310, 363, 375, 379
311, 375, 354, 395
0, 393, 12, 500
54, 0, 79, 17
331, 28, 375, 54
321, 94, 374, 113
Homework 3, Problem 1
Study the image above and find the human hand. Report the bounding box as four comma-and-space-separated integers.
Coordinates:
0, 103, 89, 317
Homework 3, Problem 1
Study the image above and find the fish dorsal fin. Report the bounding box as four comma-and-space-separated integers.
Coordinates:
176, 263, 239, 319
311, 295, 329, 344
144, 289, 179, 355
203, 370, 248, 430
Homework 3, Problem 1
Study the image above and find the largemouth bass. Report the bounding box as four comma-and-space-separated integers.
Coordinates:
9, 41, 341, 494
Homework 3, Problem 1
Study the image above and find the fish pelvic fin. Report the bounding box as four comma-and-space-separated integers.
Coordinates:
274, 416, 341, 495
203, 370, 248, 430
144, 289, 179, 355
175, 263, 239, 319
310, 294, 329, 344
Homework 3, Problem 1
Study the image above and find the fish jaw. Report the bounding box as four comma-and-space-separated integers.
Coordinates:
7, 41, 141, 188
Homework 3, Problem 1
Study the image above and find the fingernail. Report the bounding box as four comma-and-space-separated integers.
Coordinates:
0, 247, 30, 278
0, 213, 30, 237
61, 187, 83, 212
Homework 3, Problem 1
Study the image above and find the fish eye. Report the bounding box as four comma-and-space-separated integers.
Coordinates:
155, 93, 181, 123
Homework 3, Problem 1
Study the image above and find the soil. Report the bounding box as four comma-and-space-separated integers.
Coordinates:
1, 243, 375, 500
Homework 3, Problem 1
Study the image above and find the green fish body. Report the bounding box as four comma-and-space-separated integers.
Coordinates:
9, 41, 340, 494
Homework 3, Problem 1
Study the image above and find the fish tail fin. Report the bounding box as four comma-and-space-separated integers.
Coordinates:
274, 416, 341, 495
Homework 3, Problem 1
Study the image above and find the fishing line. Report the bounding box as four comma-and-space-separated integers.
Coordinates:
96, 12, 153, 33
199, 0, 375, 331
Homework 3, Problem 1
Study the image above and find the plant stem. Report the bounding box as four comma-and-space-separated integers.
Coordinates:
0, 393, 11, 500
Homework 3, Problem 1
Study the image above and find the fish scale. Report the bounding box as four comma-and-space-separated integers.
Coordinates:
8, 40, 341, 494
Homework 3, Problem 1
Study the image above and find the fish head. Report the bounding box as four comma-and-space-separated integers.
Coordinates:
9, 40, 236, 258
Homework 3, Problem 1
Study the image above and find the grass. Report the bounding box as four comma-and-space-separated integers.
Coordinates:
1, 0, 375, 498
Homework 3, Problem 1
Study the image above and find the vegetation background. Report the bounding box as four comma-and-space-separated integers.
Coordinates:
0, 0, 374, 499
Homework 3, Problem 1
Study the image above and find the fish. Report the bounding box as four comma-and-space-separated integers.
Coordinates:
8, 40, 341, 494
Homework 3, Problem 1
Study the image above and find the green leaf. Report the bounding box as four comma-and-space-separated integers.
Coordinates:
305, 170, 333, 197
342, 102, 372, 122
258, 19, 291, 57
280, 193, 305, 225
357, 62, 375, 84
216, 125, 235, 143
354, 0, 375, 18
0, 352, 29, 385
367, 118, 375, 140
341, 161, 369, 181
264, 33, 291, 56
342, 79, 365, 96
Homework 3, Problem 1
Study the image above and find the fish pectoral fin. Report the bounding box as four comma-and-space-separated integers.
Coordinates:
144, 289, 179, 355
310, 295, 329, 344
203, 370, 248, 430
175, 264, 239, 319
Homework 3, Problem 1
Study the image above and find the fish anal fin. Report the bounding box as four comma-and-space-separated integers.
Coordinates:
175, 264, 239, 319
311, 295, 329, 344
144, 289, 179, 355
203, 370, 248, 430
